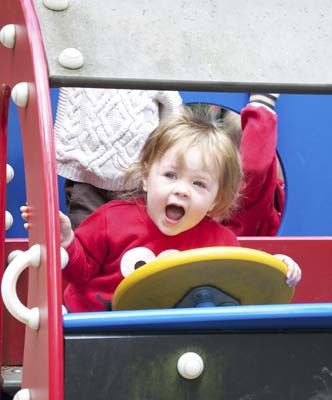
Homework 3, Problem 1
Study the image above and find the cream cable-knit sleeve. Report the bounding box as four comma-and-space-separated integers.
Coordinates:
54, 88, 183, 191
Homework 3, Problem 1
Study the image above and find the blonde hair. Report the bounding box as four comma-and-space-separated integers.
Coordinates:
125, 105, 242, 220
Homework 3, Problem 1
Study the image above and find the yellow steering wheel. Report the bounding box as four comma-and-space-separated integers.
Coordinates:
112, 246, 294, 311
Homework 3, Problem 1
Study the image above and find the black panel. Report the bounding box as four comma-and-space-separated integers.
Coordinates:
64, 331, 332, 399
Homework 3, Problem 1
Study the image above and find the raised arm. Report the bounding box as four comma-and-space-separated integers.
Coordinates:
240, 93, 279, 200
226, 94, 283, 236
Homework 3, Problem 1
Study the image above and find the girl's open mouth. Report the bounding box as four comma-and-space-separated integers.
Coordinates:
165, 204, 185, 221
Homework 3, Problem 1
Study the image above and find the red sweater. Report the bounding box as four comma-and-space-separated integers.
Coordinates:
226, 104, 285, 236
63, 197, 239, 312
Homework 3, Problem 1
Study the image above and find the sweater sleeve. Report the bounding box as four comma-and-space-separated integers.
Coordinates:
239, 103, 278, 207
62, 206, 109, 283
156, 91, 183, 120
226, 103, 282, 236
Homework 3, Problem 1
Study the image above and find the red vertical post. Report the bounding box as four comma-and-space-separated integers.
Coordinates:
0, 84, 10, 398
0, 1, 64, 399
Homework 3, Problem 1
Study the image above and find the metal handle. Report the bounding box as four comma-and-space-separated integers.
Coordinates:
1, 244, 41, 330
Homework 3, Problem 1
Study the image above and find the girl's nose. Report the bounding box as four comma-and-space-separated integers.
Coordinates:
173, 182, 189, 198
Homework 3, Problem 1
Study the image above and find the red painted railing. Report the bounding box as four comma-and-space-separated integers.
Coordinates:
0, 1, 63, 399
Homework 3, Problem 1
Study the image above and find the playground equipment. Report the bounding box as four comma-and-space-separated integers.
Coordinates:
111, 247, 294, 310
2, 1, 332, 399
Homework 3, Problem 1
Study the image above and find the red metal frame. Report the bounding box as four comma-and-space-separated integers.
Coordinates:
240, 237, 332, 303
0, 1, 63, 399
2, 239, 28, 366
0, 81, 10, 396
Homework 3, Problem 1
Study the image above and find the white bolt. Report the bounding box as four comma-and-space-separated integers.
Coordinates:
29, 244, 42, 268
5, 210, 13, 230
27, 307, 40, 330
13, 388, 31, 400
11, 82, 29, 108
0, 24, 16, 49
43, 0, 69, 10
177, 352, 204, 380
58, 48, 84, 70
60, 246, 69, 269
6, 164, 14, 183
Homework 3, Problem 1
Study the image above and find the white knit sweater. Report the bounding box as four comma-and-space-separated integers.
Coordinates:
54, 88, 183, 190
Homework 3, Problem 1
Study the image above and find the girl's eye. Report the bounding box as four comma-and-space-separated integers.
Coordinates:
193, 181, 206, 188
165, 172, 176, 180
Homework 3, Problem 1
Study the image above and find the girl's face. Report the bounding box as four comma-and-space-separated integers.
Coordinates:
142, 144, 219, 236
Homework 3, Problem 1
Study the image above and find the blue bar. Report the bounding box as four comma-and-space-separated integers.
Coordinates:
179, 91, 247, 113
63, 303, 332, 332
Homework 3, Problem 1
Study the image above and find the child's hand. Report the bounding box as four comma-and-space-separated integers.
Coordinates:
21, 206, 74, 248
274, 254, 302, 287
59, 211, 74, 248
20, 205, 31, 231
